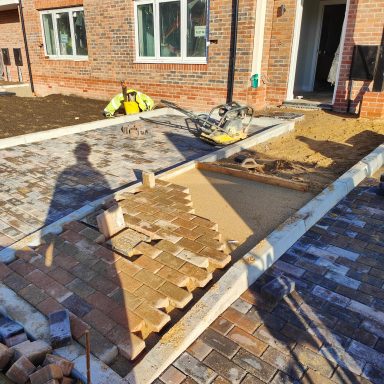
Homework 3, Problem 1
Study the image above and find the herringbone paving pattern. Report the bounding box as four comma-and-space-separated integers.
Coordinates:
0, 116, 213, 249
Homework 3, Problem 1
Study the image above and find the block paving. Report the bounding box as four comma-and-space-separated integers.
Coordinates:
0, 179, 231, 377
0, 115, 213, 249
161, 177, 384, 384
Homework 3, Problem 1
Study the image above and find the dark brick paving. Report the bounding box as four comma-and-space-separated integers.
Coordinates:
159, 177, 384, 383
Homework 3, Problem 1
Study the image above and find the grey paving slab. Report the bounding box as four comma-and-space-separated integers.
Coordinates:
0, 115, 216, 249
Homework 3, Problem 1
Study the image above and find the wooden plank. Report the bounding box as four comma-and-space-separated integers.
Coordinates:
197, 162, 309, 192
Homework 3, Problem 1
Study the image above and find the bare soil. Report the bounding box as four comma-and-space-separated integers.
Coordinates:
217, 109, 384, 193
0, 94, 107, 139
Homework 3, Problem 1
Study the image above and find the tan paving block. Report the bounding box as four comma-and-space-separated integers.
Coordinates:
118, 333, 146, 360
123, 214, 142, 226
155, 240, 183, 255
179, 263, 212, 287
108, 229, 149, 257
155, 229, 182, 244
172, 218, 198, 231
157, 266, 190, 287
176, 249, 209, 269
110, 289, 143, 310
135, 269, 166, 290
118, 272, 143, 293
96, 205, 125, 239
199, 247, 231, 268
192, 216, 218, 230
134, 255, 163, 273
177, 238, 205, 253
155, 252, 185, 270
131, 242, 162, 259
192, 226, 222, 240
114, 258, 142, 276
134, 285, 169, 308
197, 236, 225, 251
134, 303, 170, 332
110, 307, 144, 333
174, 227, 201, 241
158, 282, 193, 308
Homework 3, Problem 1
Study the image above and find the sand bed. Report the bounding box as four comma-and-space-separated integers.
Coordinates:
170, 169, 314, 258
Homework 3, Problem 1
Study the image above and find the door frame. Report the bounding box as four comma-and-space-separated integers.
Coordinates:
309, 0, 347, 92
286, 0, 350, 102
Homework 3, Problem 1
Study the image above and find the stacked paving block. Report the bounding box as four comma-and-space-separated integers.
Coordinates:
1, 180, 231, 371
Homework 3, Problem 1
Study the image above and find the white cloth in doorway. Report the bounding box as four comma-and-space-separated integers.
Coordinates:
327, 43, 341, 85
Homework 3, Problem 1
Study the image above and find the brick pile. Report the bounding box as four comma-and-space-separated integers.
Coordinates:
0, 313, 76, 383
0, 180, 230, 371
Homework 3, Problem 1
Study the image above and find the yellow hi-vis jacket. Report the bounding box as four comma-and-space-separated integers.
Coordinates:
104, 90, 154, 117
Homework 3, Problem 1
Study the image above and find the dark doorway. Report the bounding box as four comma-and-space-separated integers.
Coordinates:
314, 3, 346, 91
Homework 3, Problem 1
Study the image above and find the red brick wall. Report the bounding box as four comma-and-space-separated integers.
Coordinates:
21, 0, 258, 110
333, 0, 384, 114
360, 91, 384, 118
0, 9, 29, 83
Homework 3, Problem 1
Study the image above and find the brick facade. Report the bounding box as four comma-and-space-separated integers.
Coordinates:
0, 9, 29, 83
333, 0, 384, 114
1, 0, 383, 116
360, 91, 384, 118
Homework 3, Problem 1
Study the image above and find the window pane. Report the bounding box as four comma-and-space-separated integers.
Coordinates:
187, 0, 207, 57
73, 10, 88, 56
56, 12, 73, 55
137, 4, 155, 57
42, 14, 56, 55
159, 1, 181, 57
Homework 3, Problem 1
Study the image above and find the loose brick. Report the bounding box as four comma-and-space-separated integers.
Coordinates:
0, 343, 13, 369
134, 254, 163, 273
96, 205, 125, 239
178, 263, 212, 287
12, 340, 52, 365
0, 317, 24, 341
157, 281, 192, 308
4, 332, 28, 348
43, 354, 74, 376
48, 309, 72, 348
157, 265, 190, 287
6, 356, 35, 384
29, 364, 63, 384
134, 285, 169, 308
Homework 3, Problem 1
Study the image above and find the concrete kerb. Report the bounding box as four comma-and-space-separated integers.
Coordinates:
125, 142, 384, 384
0, 119, 294, 264
0, 107, 172, 150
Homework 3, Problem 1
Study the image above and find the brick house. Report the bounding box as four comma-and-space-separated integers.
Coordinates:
0, 0, 383, 116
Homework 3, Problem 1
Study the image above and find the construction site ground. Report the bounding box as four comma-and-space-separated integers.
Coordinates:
215, 109, 384, 194
0, 94, 107, 138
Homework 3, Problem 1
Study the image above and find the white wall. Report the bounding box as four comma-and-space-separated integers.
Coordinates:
294, 0, 320, 93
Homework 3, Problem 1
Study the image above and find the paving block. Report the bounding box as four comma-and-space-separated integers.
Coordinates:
61, 377, 75, 384
117, 333, 146, 360
29, 364, 63, 384
12, 340, 52, 365
6, 356, 36, 384
0, 316, 24, 341
4, 332, 28, 347
142, 171, 156, 188
48, 310, 72, 348
134, 303, 171, 332
0, 343, 13, 370
261, 275, 295, 302
96, 205, 125, 239
43, 354, 74, 376
158, 282, 193, 308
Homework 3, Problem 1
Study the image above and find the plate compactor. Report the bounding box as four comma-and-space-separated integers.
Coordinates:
152, 100, 254, 146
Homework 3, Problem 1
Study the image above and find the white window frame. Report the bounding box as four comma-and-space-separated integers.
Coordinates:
40, 6, 88, 61
134, 0, 208, 64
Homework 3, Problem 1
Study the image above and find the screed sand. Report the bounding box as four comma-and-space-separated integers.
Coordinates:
170, 169, 314, 258
221, 109, 384, 193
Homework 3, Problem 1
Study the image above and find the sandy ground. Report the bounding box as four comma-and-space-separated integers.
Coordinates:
170, 169, 314, 258
0, 94, 108, 138
218, 109, 384, 193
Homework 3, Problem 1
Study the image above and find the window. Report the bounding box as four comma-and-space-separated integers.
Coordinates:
135, 0, 208, 63
40, 7, 88, 59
